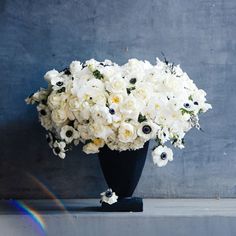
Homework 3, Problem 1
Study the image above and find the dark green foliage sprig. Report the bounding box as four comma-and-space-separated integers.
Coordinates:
127, 87, 135, 94
93, 70, 104, 80
138, 113, 147, 123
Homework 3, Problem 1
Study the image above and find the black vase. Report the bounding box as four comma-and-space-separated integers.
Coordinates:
98, 142, 149, 211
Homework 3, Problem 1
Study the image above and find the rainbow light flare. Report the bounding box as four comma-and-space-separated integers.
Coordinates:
9, 200, 46, 235
9, 172, 77, 235
26, 173, 66, 211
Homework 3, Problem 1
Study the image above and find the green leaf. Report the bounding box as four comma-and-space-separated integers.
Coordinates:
93, 70, 104, 80
188, 95, 193, 101
180, 108, 194, 115
138, 113, 147, 123
127, 87, 135, 94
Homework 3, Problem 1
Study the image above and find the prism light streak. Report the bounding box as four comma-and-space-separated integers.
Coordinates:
26, 172, 66, 211
9, 200, 46, 236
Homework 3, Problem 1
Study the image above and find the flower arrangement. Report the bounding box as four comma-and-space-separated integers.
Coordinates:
26, 58, 211, 167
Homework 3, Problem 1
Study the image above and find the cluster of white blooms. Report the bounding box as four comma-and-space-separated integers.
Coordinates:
26, 58, 211, 166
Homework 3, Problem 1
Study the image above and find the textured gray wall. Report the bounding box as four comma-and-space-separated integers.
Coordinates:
0, 0, 235, 199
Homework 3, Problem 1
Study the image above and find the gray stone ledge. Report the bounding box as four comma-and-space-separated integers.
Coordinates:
0, 199, 236, 236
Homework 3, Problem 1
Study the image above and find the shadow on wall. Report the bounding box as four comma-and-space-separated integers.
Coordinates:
0, 119, 106, 199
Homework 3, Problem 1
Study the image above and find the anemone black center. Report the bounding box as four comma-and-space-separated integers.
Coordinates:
46, 136, 51, 143
42, 99, 47, 105
56, 81, 63, 86
66, 130, 73, 137
105, 191, 113, 198
57, 87, 65, 93
54, 147, 61, 154
160, 152, 167, 160
184, 103, 190, 108
129, 78, 137, 84
142, 125, 152, 134
109, 108, 115, 115
63, 68, 71, 75
40, 109, 47, 116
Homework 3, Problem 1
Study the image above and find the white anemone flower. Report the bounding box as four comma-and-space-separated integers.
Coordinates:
137, 121, 159, 140
60, 125, 79, 143
100, 189, 118, 205
53, 141, 66, 159
51, 75, 69, 91
44, 69, 60, 83
158, 128, 170, 144
152, 145, 173, 167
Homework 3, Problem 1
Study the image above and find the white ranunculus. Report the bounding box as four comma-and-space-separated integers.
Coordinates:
145, 95, 168, 119
78, 102, 91, 120
131, 82, 153, 102
68, 96, 81, 111
51, 108, 68, 125
91, 123, 114, 141
91, 105, 113, 124
118, 122, 137, 143
119, 95, 139, 119
152, 145, 173, 167
108, 93, 124, 105
83, 142, 100, 154
76, 124, 93, 141
47, 92, 68, 109
129, 137, 146, 150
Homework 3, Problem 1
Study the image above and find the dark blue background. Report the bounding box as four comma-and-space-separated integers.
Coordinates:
0, 0, 235, 199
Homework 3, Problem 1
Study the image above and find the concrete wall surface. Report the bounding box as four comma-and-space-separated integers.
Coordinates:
0, 0, 235, 198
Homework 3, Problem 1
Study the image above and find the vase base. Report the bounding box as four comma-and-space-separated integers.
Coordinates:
101, 197, 143, 212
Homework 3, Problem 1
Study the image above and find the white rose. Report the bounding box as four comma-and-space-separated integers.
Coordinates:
118, 122, 137, 143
